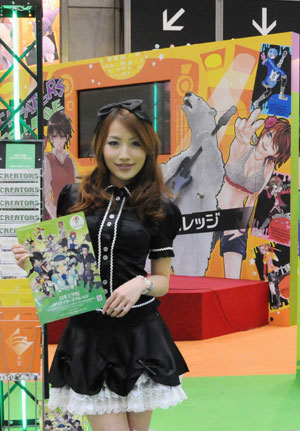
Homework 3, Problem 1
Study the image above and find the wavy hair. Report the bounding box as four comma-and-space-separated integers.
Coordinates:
260, 116, 291, 168
69, 108, 170, 221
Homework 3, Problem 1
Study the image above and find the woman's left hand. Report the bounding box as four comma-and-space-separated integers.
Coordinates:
235, 108, 265, 145
102, 277, 145, 318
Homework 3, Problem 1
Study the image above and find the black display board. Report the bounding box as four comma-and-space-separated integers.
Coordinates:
130, 0, 215, 52
224, 0, 300, 39
0, 139, 43, 169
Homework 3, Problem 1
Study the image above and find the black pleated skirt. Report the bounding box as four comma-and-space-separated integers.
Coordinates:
49, 303, 189, 398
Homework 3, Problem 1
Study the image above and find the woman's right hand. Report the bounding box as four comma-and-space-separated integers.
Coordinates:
11, 243, 30, 270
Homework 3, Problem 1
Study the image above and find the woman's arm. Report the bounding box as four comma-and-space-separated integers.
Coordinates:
226, 109, 265, 164
102, 257, 172, 318
148, 256, 172, 296
44, 155, 57, 219
70, 157, 80, 183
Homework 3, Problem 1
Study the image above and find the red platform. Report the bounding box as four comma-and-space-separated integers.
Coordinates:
48, 317, 69, 344
47, 276, 269, 343
158, 275, 269, 340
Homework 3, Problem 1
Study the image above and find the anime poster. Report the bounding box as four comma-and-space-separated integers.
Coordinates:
15, 213, 106, 324
44, 108, 78, 220
253, 241, 290, 323
0, 32, 297, 327
251, 44, 291, 117
252, 172, 290, 246
165, 97, 291, 282
0, 0, 60, 71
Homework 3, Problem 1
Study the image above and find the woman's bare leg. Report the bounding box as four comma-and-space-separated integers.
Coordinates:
223, 251, 243, 279
128, 411, 153, 431
87, 412, 130, 431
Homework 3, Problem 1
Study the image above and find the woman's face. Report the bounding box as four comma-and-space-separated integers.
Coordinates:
103, 119, 146, 187
257, 129, 278, 158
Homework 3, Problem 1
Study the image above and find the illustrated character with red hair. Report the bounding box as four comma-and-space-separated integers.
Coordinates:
216, 110, 290, 279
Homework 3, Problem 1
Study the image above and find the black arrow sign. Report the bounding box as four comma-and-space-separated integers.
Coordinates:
224, 0, 300, 39
130, 0, 215, 52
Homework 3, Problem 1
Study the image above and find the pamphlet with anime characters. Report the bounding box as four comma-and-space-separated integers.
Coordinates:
15, 212, 106, 324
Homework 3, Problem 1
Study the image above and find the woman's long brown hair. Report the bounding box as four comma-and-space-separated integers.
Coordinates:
261, 117, 291, 168
69, 108, 170, 221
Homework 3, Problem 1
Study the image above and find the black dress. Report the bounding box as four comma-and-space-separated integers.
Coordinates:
48, 183, 188, 414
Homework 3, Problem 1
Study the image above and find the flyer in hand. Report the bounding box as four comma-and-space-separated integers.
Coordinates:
15, 212, 106, 324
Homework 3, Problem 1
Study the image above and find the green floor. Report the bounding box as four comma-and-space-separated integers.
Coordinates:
151, 375, 300, 431
3, 376, 300, 431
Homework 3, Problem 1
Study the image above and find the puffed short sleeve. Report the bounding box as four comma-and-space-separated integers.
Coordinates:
149, 199, 182, 259
56, 183, 79, 217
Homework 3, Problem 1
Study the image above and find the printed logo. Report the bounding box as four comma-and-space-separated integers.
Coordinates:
69, 215, 84, 230
6, 328, 33, 355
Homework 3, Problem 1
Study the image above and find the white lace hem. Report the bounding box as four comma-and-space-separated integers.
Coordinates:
48, 373, 187, 415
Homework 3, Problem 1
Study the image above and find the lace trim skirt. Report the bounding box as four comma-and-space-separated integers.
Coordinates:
48, 373, 187, 415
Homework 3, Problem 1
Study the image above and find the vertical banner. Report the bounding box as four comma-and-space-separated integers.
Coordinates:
0, 141, 43, 280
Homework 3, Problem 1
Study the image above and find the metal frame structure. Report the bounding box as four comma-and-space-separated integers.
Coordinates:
0, 2, 46, 430
0, 0, 43, 141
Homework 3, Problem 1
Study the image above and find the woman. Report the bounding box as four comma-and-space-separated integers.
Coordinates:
12, 99, 188, 431
216, 108, 290, 279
